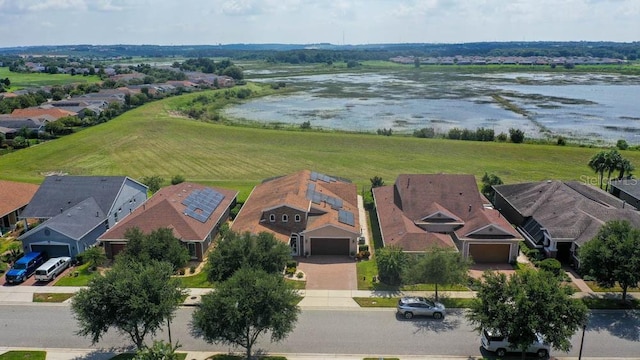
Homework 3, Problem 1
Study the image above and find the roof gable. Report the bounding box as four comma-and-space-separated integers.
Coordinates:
20, 176, 131, 219
21, 197, 105, 241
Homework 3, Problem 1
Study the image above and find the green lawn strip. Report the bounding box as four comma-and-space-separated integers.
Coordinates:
0, 351, 46, 360
354, 297, 475, 308
0, 67, 100, 90
53, 263, 97, 286
2, 82, 635, 190
580, 297, 640, 310
584, 281, 640, 293
32, 293, 74, 302
285, 278, 306, 290
207, 355, 286, 360
177, 270, 214, 288
109, 353, 187, 360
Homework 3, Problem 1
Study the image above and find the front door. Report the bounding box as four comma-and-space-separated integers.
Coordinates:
188, 243, 197, 260
289, 234, 299, 256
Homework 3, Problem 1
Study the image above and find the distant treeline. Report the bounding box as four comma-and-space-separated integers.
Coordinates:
1, 41, 638, 62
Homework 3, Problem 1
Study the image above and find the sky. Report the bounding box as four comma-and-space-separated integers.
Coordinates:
0, 0, 638, 47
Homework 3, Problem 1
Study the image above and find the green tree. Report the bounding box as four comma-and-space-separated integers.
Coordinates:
370, 176, 384, 188
617, 158, 634, 180
467, 269, 587, 359
375, 245, 408, 285
604, 149, 623, 191
222, 65, 244, 80
120, 227, 190, 272
404, 246, 471, 301
192, 267, 300, 360
616, 139, 629, 150
170, 175, 185, 185
141, 175, 164, 193
579, 220, 640, 302
588, 151, 608, 189
71, 259, 186, 350
481, 172, 503, 202
81, 246, 106, 270
11, 136, 29, 149
206, 231, 292, 282
508, 128, 525, 143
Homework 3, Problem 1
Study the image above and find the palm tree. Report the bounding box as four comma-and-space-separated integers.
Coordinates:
588, 151, 607, 188
604, 150, 623, 191
617, 158, 634, 180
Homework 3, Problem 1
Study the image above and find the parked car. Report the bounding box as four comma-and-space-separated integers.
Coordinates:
5, 252, 46, 284
396, 296, 445, 319
34, 257, 71, 282
481, 328, 550, 358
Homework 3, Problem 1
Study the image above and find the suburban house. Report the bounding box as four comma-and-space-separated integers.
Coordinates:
493, 180, 640, 266
373, 174, 522, 263
232, 170, 361, 257
11, 107, 77, 120
18, 176, 147, 258
0, 115, 53, 136
0, 180, 39, 236
609, 178, 640, 210
99, 182, 238, 261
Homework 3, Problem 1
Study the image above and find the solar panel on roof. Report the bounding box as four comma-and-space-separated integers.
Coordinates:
310, 172, 318, 181
338, 210, 355, 226
182, 188, 226, 223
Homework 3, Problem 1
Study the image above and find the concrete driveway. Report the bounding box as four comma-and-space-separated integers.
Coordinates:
296, 255, 357, 290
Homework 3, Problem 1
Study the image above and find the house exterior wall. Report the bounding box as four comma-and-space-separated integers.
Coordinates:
20, 222, 107, 258
1, 206, 25, 233
107, 180, 147, 228
262, 206, 307, 233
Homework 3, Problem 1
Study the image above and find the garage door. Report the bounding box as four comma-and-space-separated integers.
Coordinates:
30, 244, 71, 258
469, 244, 510, 263
311, 238, 350, 255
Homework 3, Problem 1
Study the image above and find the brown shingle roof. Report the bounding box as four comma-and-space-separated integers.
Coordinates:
99, 182, 237, 242
0, 180, 39, 217
374, 174, 520, 252
11, 108, 76, 119
231, 170, 359, 243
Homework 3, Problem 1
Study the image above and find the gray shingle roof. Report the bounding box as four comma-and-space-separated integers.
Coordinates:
28, 197, 106, 240
20, 176, 129, 219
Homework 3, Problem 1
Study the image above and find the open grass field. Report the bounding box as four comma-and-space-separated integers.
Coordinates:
0, 67, 101, 90
2, 84, 640, 201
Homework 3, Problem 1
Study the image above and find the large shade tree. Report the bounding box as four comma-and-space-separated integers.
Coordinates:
120, 227, 190, 272
71, 259, 186, 350
467, 269, 588, 360
192, 267, 300, 359
404, 246, 472, 301
206, 230, 291, 282
579, 220, 640, 302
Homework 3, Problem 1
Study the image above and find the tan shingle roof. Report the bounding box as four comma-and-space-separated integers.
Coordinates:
0, 180, 39, 217
99, 182, 237, 242
231, 170, 359, 243
11, 108, 76, 119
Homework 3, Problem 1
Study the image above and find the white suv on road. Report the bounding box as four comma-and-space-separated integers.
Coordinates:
481, 328, 550, 358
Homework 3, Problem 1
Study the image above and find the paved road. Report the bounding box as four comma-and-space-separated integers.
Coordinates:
0, 305, 638, 358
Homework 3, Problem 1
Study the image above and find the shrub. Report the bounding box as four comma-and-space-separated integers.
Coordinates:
300, 121, 311, 129
286, 260, 298, 269
447, 127, 463, 140
296, 271, 304, 279
359, 244, 369, 252
178, 268, 185, 275
496, 132, 508, 142
538, 258, 562, 277
413, 127, 435, 138
617, 139, 629, 150
557, 136, 567, 146
358, 250, 371, 259
75, 253, 85, 265
190, 265, 196, 274
509, 128, 525, 143
285, 267, 296, 276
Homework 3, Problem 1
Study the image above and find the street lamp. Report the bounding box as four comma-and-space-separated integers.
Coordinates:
578, 323, 587, 360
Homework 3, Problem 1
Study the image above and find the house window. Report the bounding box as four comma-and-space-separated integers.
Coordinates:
295, 214, 301, 222
269, 214, 275, 222
282, 214, 289, 222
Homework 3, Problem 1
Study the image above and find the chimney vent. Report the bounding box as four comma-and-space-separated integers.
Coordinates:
468, 204, 472, 212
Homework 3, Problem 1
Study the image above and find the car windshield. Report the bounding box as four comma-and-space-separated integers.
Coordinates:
13, 263, 27, 270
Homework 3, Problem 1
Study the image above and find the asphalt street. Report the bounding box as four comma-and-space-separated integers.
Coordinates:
0, 305, 638, 358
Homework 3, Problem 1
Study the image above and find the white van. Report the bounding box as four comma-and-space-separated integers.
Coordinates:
34, 257, 71, 282
481, 328, 550, 358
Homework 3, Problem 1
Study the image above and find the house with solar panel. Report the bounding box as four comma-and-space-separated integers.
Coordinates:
18, 176, 148, 258
99, 182, 238, 261
232, 170, 361, 256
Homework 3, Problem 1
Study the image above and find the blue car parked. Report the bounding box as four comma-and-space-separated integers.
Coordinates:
5, 252, 46, 284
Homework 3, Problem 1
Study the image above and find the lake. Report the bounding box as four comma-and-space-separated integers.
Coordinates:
223, 71, 640, 144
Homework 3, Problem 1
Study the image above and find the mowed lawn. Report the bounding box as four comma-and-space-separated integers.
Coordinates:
0, 67, 101, 90
1, 88, 637, 198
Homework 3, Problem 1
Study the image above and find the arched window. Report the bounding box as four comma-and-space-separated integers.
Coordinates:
295, 214, 301, 222
282, 214, 289, 222
269, 214, 275, 222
